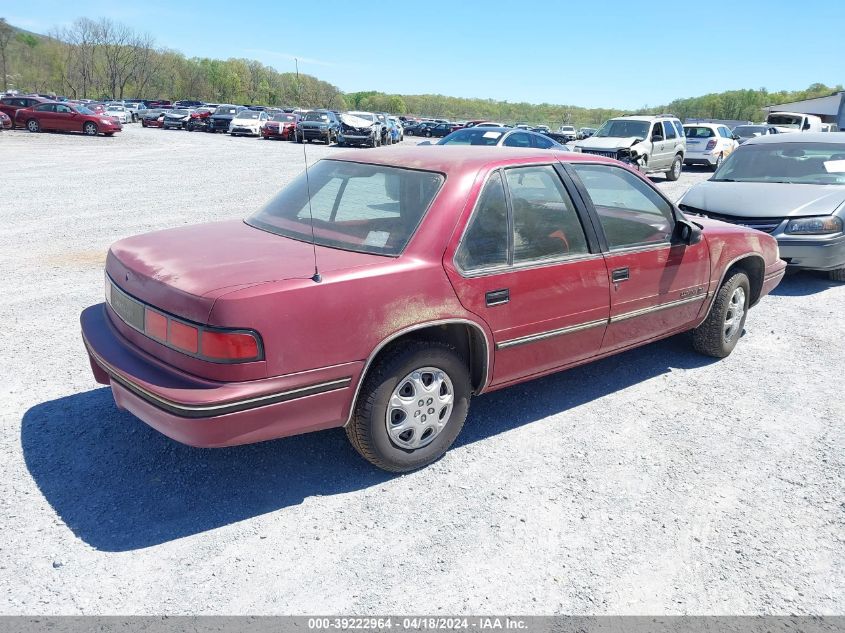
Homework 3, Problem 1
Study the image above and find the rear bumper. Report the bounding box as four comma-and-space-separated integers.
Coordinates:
684, 151, 719, 166
777, 233, 845, 271
81, 304, 361, 447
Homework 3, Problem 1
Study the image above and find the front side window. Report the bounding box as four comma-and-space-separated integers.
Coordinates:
572, 164, 674, 250
506, 166, 588, 262
455, 172, 509, 271
248, 160, 444, 256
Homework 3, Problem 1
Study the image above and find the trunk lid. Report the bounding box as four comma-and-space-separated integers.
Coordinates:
106, 219, 382, 323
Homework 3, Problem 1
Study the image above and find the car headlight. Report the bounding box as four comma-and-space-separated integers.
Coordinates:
101, 118, 113, 124
784, 216, 843, 235
573, 146, 582, 153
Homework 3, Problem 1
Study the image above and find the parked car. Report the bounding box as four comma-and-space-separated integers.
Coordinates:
149, 100, 172, 109
15, 101, 121, 136
115, 101, 146, 122
173, 100, 204, 109
87, 103, 107, 115
421, 122, 453, 138
532, 125, 551, 134
229, 110, 268, 136
766, 111, 823, 134
0, 95, 47, 127
405, 121, 433, 136
682, 123, 739, 170
139, 109, 167, 128
679, 133, 845, 281
104, 104, 132, 124
338, 111, 383, 147
162, 109, 193, 129
375, 112, 394, 145
732, 124, 779, 144
541, 132, 575, 145
293, 109, 340, 144
557, 125, 577, 141
577, 127, 597, 140
0, 111, 11, 130
261, 112, 298, 140
81, 146, 785, 471
207, 105, 244, 133
474, 122, 506, 128
186, 107, 214, 132
434, 127, 568, 150
574, 115, 687, 180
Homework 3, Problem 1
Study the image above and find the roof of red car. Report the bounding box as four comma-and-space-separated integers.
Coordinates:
329, 145, 616, 175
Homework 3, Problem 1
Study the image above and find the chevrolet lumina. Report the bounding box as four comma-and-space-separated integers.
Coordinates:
81, 147, 786, 472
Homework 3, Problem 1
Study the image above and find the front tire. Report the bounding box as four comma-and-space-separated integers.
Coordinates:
346, 341, 471, 472
665, 154, 682, 181
83, 122, 98, 136
692, 271, 750, 358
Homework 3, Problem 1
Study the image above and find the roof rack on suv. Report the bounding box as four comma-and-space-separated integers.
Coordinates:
621, 113, 677, 118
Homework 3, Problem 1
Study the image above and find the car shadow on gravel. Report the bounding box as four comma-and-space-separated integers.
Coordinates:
770, 270, 840, 296
22, 333, 715, 552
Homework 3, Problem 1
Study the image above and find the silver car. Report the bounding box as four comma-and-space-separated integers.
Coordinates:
679, 132, 845, 280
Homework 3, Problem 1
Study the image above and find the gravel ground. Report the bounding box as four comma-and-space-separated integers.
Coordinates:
1, 124, 843, 615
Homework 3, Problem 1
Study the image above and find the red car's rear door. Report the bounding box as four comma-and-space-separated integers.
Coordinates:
444, 164, 610, 388
566, 162, 710, 351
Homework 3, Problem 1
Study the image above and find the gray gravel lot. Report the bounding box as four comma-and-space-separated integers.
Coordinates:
1, 125, 843, 615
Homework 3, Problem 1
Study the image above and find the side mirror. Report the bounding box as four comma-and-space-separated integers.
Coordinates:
652, 135, 664, 142
732, 134, 740, 140
675, 218, 702, 245
802, 121, 811, 130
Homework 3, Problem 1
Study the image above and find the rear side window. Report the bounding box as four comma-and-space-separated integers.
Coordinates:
503, 132, 532, 148
663, 121, 677, 139
532, 134, 554, 149
572, 164, 674, 250
672, 121, 684, 138
34, 104, 53, 112
455, 172, 509, 271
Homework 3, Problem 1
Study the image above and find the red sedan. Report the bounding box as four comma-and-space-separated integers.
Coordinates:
81, 147, 785, 471
16, 101, 122, 136
261, 112, 298, 140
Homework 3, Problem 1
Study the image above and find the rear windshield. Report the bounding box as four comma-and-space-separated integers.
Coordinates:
684, 126, 716, 138
247, 160, 444, 256
767, 114, 802, 128
713, 142, 845, 185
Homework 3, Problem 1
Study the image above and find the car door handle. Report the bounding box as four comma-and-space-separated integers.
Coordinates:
485, 288, 510, 306
611, 267, 629, 282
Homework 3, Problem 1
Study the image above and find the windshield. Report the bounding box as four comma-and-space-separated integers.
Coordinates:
247, 160, 444, 256
271, 113, 296, 122
76, 106, 94, 115
734, 125, 766, 136
767, 114, 802, 129
713, 142, 845, 185
594, 119, 649, 139
215, 106, 239, 115
684, 126, 716, 138
237, 111, 261, 119
107, 106, 123, 111
436, 129, 503, 146
169, 109, 189, 115
304, 112, 329, 122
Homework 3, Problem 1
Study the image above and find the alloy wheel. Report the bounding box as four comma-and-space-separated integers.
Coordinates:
723, 286, 746, 342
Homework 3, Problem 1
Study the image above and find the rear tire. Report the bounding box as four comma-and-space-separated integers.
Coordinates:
665, 154, 682, 181
692, 271, 750, 358
346, 341, 471, 472
829, 268, 845, 282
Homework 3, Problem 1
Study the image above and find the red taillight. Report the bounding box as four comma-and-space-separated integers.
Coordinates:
169, 320, 199, 354
201, 330, 260, 361
706, 139, 717, 151
144, 308, 168, 341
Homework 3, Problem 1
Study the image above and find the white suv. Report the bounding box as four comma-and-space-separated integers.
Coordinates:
574, 115, 687, 180
682, 123, 738, 170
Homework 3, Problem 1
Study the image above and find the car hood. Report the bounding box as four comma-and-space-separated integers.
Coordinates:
680, 181, 845, 218
106, 220, 386, 323
576, 136, 643, 149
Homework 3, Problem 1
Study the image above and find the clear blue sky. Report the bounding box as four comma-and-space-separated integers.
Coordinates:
6, 0, 842, 109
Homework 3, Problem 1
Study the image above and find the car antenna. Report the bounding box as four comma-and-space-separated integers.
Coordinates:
301, 135, 322, 283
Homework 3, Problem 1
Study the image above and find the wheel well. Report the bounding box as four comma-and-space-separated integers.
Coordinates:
367, 323, 488, 394
724, 256, 765, 306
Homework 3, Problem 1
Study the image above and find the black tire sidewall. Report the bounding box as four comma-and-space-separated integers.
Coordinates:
358, 344, 470, 471
705, 272, 750, 356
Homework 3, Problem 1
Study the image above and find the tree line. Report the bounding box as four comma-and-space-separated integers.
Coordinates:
0, 17, 346, 110
1, 16, 840, 127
